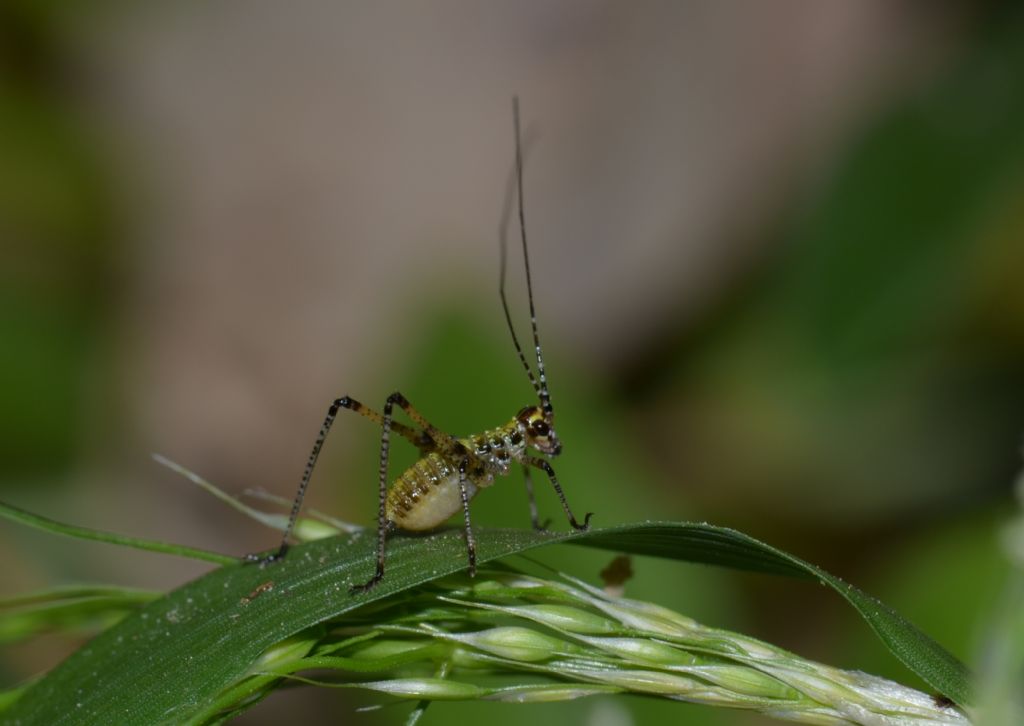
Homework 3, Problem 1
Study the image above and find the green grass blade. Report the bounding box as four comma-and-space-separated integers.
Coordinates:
151, 454, 348, 541
0, 585, 159, 645
3, 522, 971, 724
0, 500, 235, 566
0, 585, 158, 610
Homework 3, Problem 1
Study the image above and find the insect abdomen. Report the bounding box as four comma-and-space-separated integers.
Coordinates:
386, 452, 477, 531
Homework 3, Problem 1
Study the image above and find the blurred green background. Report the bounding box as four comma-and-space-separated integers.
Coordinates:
2, 2, 1023, 725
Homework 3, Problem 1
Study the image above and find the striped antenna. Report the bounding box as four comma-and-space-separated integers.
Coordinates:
498, 97, 554, 418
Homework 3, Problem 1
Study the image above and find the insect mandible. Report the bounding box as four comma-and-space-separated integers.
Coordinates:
247, 98, 592, 593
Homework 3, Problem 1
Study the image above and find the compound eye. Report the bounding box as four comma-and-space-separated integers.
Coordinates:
532, 420, 549, 437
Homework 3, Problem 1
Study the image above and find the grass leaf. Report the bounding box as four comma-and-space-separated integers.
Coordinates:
3, 522, 971, 724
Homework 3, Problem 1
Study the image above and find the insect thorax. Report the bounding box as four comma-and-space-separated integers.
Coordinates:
461, 417, 529, 481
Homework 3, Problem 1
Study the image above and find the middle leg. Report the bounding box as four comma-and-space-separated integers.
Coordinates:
349, 393, 405, 594
458, 457, 477, 577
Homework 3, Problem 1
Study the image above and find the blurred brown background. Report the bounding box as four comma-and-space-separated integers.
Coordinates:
2, 1, 1023, 724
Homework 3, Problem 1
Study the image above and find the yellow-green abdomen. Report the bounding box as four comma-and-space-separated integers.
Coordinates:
386, 452, 478, 531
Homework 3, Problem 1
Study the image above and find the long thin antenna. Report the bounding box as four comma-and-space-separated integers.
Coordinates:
506, 96, 554, 418
499, 101, 541, 400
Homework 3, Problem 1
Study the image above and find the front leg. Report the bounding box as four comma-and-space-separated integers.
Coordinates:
526, 456, 592, 531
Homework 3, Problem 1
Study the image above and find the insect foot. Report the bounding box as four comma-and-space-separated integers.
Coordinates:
533, 517, 553, 532
243, 544, 289, 568
573, 512, 595, 531
349, 567, 384, 595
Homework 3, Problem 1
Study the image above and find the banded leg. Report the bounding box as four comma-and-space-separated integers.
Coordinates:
245, 395, 426, 565
526, 456, 592, 531
521, 464, 550, 531
350, 391, 407, 593
458, 457, 477, 576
